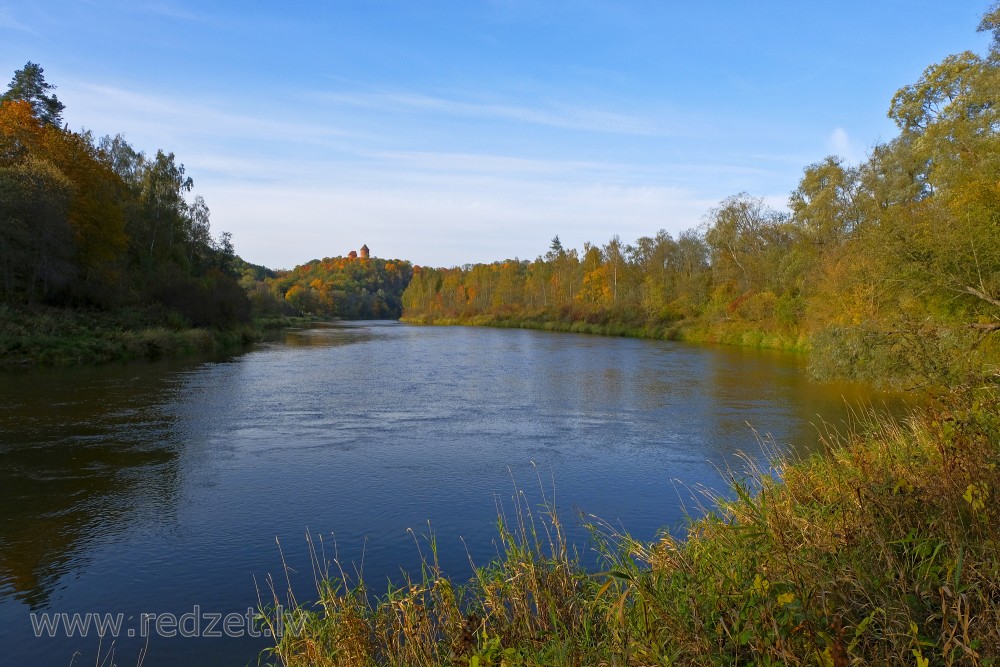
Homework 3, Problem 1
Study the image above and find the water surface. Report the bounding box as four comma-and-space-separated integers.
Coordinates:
0, 322, 902, 665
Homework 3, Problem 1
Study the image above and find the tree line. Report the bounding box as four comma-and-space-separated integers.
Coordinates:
0, 62, 250, 328
403, 9, 1000, 386
0, 62, 417, 331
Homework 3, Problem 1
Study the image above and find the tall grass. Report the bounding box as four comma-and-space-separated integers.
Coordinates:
0, 304, 259, 367
260, 388, 1000, 666
258, 483, 608, 666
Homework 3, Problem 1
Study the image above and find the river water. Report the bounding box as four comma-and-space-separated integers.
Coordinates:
0, 322, 902, 665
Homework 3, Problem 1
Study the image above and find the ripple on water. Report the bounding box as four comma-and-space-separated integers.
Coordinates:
0, 322, 908, 667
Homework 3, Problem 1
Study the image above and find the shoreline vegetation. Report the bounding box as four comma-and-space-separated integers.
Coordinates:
0, 64, 264, 372
1, 4, 999, 666
400, 313, 810, 354
261, 389, 1000, 666
0, 304, 326, 369
263, 8, 1000, 666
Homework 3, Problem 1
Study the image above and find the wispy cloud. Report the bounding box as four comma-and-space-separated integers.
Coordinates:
320, 89, 675, 136
64, 83, 352, 146
359, 150, 650, 180
0, 7, 39, 35
826, 127, 865, 164
139, 3, 205, 22
55, 78, 796, 267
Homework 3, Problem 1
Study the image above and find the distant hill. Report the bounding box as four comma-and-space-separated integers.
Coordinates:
244, 253, 414, 320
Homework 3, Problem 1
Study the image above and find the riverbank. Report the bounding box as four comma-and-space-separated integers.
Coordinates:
0, 305, 323, 369
400, 313, 810, 353
263, 387, 1000, 665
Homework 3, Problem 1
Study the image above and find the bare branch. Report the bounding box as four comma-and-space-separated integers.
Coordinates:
963, 285, 1000, 309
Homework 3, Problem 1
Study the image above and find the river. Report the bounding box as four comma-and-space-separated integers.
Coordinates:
0, 322, 903, 665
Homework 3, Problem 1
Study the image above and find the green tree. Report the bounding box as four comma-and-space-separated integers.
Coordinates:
807, 4, 1000, 384
789, 156, 862, 250
545, 235, 564, 261
883, 12, 1000, 326
1, 62, 65, 127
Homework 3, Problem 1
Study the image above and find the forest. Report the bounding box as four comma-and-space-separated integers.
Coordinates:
0, 63, 416, 364
0, 63, 249, 327
5, 12, 1000, 384
0, 63, 260, 364
249, 254, 415, 320
402, 16, 1000, 388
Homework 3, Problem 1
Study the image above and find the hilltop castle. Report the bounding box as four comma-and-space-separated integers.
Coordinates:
347, 244, 370, 260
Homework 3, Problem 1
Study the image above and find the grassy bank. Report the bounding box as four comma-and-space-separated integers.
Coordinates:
255, 314, 330, 330
0, 304, 260, 368
399, 313, 810, 353
261, 388, 1000, 666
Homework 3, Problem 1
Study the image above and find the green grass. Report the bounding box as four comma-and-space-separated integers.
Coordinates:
400, 313, 809, 353
0, 304, 259, 368
259, 388, 1000, 666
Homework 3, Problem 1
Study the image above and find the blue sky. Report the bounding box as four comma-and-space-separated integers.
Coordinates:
1, 1, 992, 268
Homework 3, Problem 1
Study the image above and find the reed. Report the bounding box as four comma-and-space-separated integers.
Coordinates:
261, 387, 1000, 666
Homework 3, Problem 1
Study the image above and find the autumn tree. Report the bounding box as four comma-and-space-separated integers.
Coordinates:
272, 255, 415, 319
806, 5, 1000, 384
1, 62, 65, 128
0, 63, 251, 325
0, 100, 126, 302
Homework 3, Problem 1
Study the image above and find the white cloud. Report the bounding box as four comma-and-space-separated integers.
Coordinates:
826, 127, 863, 164
52, 77, 801, 268
319, 89, 675, 136
64, 83, 350, 147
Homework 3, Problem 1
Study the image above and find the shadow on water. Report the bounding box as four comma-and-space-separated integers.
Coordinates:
0, 360, 201, 608
703, 345, 897, 459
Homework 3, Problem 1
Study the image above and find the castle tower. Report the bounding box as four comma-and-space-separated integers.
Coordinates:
359, 244, 370, 259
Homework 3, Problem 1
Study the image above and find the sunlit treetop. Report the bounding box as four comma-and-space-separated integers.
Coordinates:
1, 61, 65, 128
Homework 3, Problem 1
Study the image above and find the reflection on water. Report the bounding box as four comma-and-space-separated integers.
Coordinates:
0, 365, 189, 609
282, 324, 381, 348
0, 322, 906, 665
